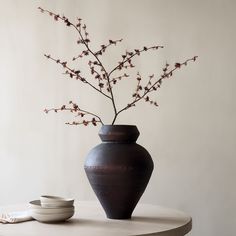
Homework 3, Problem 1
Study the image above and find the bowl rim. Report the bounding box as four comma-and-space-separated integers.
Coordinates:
29, 200, 74, 209
40, 195, 74, 202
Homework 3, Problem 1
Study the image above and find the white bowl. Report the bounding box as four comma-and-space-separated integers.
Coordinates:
29, 200, 74, 214
31, 211, 74, 223
40, 195, 74, 208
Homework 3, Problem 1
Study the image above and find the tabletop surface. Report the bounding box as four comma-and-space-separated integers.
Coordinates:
0, 201, 192, 236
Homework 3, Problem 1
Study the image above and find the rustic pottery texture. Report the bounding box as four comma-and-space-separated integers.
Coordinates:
84, 125, 154, 219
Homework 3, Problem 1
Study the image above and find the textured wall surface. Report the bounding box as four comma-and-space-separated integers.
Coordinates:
0, 0, 235, 235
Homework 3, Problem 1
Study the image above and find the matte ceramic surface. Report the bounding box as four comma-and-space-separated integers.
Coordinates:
30, 211, 74, 223
84, 125, 154, 219
40, 196, 74, 208
29, 200, 74, 214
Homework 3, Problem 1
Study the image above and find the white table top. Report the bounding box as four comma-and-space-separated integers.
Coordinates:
0, 201, 192, 236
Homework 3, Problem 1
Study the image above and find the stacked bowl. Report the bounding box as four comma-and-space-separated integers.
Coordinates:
29, 196, 74, 223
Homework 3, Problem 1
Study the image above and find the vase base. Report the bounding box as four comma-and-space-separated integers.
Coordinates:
106, 214, 131, 220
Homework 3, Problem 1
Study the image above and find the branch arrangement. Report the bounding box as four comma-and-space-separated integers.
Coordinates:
39, 7, 198, 126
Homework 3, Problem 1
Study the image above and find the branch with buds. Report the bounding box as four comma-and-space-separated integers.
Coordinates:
39, 7, 198, 126
44, 101, 104, 126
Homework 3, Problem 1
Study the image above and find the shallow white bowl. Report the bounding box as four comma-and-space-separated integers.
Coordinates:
31, 211, 74, 223
40, 195, 74, 208
29, 200, 74, 214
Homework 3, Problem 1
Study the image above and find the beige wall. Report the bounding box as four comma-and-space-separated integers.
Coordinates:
0, 0, 235, 235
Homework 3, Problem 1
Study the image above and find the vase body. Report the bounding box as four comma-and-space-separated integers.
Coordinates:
84, 125, 154, 219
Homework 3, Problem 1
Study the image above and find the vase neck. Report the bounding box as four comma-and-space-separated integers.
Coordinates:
99, 125, 139, 143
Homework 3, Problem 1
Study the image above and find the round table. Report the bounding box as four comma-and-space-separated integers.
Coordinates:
0, 201, 192, 236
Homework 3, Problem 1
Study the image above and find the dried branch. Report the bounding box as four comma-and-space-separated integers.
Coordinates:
109, 73, 129, 85
44, 54, 111, 99
39, 6, 198, 126
66, 118, 100, 126
108, 46, 164, 76
44, 101, 104, 126
38, 7, 118, 116
88, 60, 105, 91
72, 50, 89, 61
94, 39, 123, 57
111, 56, 198, 124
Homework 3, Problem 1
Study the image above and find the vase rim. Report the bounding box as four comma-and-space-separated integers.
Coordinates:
99, 125, 139, 142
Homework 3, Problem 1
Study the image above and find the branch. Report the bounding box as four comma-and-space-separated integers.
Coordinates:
44, 101, 104, 125
108, 45, 164, 77
94, 39, 123, 57
109, 73, 129, 85
39, 7, 118, 116
39, 7, 198, 126
66, 119, 101, 126
44, 54, 111, 100
111, 56, 198, 124
88, 60, 106, 92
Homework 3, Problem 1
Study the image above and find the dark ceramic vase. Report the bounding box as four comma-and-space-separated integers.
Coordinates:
84, 125, 154, 219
